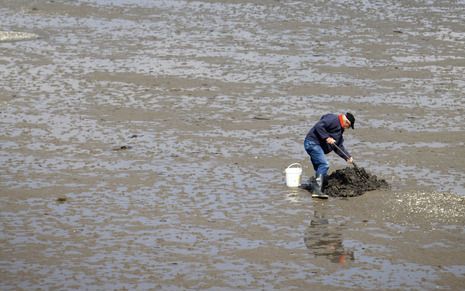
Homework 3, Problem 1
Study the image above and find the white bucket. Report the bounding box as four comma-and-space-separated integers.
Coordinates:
285, 163, 302, 187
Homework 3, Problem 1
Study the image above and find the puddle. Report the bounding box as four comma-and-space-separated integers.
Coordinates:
0, 31, 39, 42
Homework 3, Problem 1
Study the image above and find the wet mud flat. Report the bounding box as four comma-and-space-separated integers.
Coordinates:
1, 0, 465, 290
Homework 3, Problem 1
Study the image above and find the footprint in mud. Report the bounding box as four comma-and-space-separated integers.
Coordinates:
112, 145, 133, 151
56, 197, 67, 203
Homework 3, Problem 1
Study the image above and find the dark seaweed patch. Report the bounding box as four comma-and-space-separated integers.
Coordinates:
324, 166, 390, 197
302, 167, 390, 197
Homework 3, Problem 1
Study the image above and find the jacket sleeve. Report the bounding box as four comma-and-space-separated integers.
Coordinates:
313, 120, 330, 141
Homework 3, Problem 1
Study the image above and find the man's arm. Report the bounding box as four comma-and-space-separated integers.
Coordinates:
313, 120, 330, 141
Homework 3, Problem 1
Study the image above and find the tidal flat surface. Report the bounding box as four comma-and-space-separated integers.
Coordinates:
1, 0, 465, 289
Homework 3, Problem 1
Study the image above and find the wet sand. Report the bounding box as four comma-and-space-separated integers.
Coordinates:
1, 0, 465, 289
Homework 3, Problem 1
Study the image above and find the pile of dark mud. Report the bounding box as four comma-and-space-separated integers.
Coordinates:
323, 166, 389, 197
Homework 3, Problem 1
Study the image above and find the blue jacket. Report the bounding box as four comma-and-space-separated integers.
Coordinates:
305, 113, 351, 160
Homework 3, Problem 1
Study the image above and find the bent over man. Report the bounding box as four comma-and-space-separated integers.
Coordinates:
304, 112, 355, 198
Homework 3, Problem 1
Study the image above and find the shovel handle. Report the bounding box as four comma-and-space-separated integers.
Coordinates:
331, 143, 358, 168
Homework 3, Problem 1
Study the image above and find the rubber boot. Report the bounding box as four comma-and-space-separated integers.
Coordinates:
312, 174, 329, 199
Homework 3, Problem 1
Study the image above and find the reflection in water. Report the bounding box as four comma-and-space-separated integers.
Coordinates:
285, 189, 302, 203
304, 211, 354, 265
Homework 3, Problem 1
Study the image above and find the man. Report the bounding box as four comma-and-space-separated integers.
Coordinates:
304, 112, 355, 198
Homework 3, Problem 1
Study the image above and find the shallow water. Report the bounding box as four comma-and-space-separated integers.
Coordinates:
1, 0, 465, 289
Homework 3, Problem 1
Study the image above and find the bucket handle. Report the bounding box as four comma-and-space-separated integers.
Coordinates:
285, 163, 302, 171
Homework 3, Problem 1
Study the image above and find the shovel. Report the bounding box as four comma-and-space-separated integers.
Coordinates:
331, 143, 370, 179
331, 143, 358, 168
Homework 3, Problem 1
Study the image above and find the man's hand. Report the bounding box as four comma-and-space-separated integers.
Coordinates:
326, 137, 336, 144
347, 157, 354, 164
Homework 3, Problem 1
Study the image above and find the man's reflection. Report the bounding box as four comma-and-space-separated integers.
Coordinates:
304, 211, 354, 265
